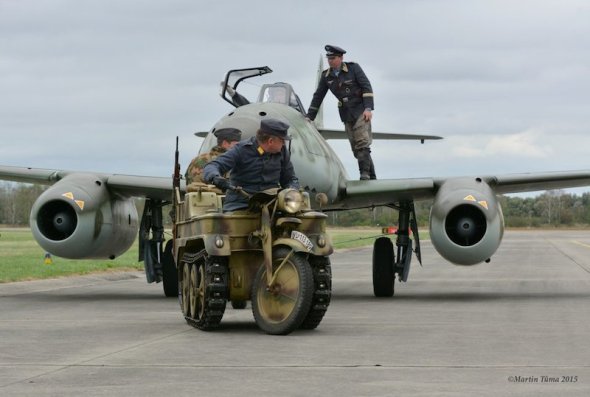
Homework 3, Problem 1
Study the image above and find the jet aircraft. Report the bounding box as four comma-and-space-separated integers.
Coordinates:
1, 66, 590, 298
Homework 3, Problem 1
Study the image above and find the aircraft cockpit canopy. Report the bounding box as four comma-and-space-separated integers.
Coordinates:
220, 66, 305, 114
257, 83, 305, 114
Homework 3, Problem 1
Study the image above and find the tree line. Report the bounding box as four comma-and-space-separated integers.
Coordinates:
0, 183, 47, 225
1, 182, 590, 227
325, 191, 590, 227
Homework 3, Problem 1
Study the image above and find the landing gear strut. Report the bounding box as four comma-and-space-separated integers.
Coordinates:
372, 201, 421, 297
139, 199, 178, 297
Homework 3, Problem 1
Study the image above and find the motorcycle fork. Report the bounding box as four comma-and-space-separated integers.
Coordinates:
260, 204, 274, 286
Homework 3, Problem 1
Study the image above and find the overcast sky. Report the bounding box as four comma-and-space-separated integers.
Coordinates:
1, 0, 589, 195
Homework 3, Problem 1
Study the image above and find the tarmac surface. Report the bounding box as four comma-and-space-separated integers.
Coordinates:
1, 230, 589, 396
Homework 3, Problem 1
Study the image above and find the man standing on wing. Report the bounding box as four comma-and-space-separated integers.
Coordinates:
307, 44, 376, 180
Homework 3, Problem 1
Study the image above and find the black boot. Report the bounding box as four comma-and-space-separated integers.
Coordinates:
356, 148, 372, 180
369, 156, 377, 180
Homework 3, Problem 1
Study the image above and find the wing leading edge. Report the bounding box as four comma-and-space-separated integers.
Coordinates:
339, 170, 590, 209
0, 165, 176, 201
3, 165, 590, 208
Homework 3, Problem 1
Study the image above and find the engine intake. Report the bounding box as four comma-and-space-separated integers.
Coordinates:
37, 199, 78, 241
430, 178, 504, 265
30, 174, 138, 259
445, 204, 487, 246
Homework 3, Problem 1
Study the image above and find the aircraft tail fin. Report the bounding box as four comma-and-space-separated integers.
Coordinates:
314, 55, 324, 129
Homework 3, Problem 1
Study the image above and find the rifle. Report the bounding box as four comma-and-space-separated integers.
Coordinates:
172, 137, 181, 241
173, 136, 181, 192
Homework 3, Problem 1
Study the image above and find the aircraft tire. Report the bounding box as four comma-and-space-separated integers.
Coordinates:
373, 237, 395, 297
162, 240, 178, 297
252, 247, 314, 335
231, 300, 247, 309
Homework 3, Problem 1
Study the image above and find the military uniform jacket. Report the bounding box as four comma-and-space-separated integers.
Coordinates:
307, 62, 374, 123
203, 137, 300, 211
185, 146, 226, 185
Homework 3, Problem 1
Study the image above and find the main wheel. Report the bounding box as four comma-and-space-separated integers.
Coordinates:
373, 237, 395, 297
162, 240, 178, 298
252, 247, 314, 335
231, 300, 247, 309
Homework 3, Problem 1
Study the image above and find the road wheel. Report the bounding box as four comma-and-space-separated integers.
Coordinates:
252, 247, 314, 335
189, 262, 204, 319
185, 256, 227, 330
373, 237, 395, 297
181, 262, 191, 316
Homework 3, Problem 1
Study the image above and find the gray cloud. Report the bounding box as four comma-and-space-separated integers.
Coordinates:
1, 0, 589, 194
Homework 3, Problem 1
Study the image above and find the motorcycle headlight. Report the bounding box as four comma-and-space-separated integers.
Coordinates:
278, 189, 303, 214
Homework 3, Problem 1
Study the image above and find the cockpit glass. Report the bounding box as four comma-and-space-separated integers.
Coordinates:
263, 87, 288, 104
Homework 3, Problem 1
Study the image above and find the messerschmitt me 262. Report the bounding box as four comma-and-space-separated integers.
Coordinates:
1, 66, 590, 331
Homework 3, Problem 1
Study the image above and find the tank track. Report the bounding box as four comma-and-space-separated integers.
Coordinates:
184, 253, 229, 330
300, 256, 332, 330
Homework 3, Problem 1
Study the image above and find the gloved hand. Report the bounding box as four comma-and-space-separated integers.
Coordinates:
212, 176, 230, 191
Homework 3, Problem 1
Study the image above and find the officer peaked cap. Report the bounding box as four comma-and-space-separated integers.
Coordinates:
325, 45, 346, 56
260, 118, 291, 140
213, 127, 242, 142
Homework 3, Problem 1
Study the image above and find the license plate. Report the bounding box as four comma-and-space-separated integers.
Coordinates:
291, 230, 314, 252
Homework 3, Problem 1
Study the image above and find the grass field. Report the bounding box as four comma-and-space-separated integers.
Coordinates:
0, 228, 143, 283
0, 227, 428, 283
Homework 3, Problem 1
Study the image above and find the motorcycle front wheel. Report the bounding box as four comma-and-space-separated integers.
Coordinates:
251, 247, 314, 335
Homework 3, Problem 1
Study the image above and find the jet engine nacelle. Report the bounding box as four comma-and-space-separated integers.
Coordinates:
429, 177, 504, 265
30, 174, 139, 259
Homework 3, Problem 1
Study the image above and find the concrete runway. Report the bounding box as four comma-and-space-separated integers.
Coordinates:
1, 230, 589, 396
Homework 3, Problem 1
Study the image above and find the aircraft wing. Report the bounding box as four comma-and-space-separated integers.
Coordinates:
318, 129, 442, 142
339, 169, 590, 268
483, 170, 590, 195
199, 129, 442, 141
4, 165, 590, 207
340, 170, 590, 209
0, 165, 177, 201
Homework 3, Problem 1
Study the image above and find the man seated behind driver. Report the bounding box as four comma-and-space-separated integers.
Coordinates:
203, 118, 300, 212
185, 128, 242, 185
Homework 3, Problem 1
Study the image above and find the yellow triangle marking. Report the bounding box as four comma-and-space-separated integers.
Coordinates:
463, 195, 476, 202
62, 192, 74, 200
478, 201, 489, 210
75, 200, 85, 210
